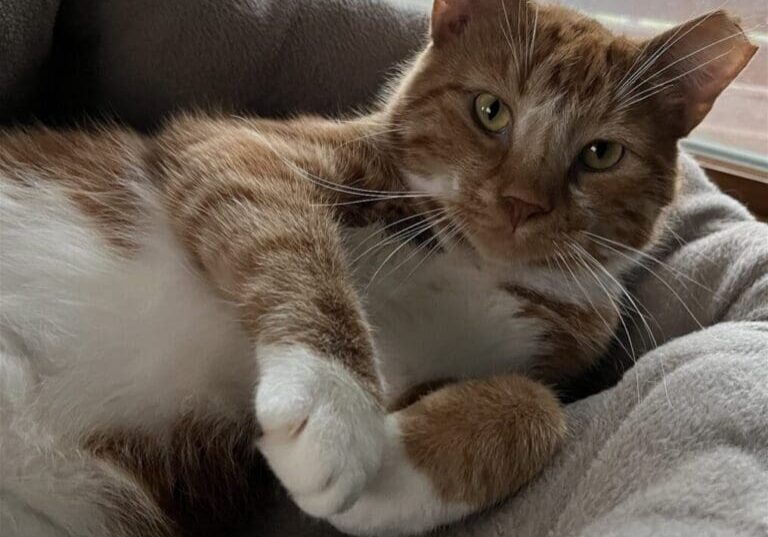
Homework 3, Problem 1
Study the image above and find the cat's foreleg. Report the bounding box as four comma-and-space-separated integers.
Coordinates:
329, 374, 566, 536
161, 147, 385, 520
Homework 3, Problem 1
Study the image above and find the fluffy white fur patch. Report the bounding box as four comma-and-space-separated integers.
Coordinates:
329, 414, 474, 536
255, 344, 385, 517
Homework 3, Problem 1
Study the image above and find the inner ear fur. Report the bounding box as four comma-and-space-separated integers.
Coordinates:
639, 10, 757, 135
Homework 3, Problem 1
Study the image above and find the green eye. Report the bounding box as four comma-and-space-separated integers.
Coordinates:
474, 93, 511, 132
579, 141, 625, 171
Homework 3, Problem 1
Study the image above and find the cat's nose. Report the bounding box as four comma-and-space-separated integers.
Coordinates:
503, 194, 548, 231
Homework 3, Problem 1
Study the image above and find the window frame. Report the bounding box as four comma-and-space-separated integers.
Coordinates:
702, 165, 768, 221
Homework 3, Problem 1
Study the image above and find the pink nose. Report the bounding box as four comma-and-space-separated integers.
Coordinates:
503, 195, 548, 231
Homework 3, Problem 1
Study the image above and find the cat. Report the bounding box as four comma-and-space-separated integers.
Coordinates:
0, 0, 755, 536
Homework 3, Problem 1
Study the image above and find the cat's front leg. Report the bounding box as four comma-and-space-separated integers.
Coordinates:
159, 132, 386, 519
237, 230, 386, 518
255, 343, 385, 517
192, 217, 386, 519
329, 374, 565, 536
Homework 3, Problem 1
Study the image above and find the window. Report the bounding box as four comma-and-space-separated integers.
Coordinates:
391, 0, 768, 182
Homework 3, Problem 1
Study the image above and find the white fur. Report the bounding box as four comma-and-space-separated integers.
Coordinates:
402, 170, 459, 198
0, 318, 164, 537
255, 344, 385, 517
345, 225, 624, 400
353, 233, 545, 398
0, 179, 251, 534
329, 415, 475, 537
0, 176, 624, 535
0, 181, 253, 437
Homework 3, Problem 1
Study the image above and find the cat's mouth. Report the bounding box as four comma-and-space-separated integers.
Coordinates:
467, 227, 555, 264
439, 205, 559, 265
452, 211, 564, 265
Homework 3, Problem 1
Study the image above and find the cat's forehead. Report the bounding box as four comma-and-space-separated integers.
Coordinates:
460, 5, 637, 101
531, 10, 635, 93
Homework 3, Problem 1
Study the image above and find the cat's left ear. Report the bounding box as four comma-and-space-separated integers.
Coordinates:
431, 0, 512, 46
641, 11, 757, 136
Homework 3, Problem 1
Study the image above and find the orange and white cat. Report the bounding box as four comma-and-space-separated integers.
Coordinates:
0, 1, 755, 536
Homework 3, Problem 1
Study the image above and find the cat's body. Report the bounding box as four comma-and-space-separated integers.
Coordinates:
0, 1, 755, 536
0, 116, 587, 537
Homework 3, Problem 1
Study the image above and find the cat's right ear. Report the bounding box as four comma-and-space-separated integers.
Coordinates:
431, 0, 507, 46
640, 10, 757, 136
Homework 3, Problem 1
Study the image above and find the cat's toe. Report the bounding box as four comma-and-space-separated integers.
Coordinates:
292, 462, 368, 517
255, 344, 385, 517
258, 401, 384, 516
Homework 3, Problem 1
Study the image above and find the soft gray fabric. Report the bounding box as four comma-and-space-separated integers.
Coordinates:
19, 0, 427, 128
0, 0, 59, 121
453, 324, 768, 537
2, 1, 766, 536
95, 0, 425, 126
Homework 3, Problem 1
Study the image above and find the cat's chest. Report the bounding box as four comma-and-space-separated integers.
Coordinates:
345, 227, 547, 400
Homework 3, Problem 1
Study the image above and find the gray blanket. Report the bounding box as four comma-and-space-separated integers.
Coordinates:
2, 1, 767, 536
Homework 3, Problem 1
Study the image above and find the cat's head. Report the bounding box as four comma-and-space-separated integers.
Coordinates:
385, 0, 756, 265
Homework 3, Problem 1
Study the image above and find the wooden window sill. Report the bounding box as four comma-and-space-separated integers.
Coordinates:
699, 165, 768, 222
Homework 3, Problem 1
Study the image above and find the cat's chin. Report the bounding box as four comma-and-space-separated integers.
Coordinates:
462, 227, 555, 267
468, 241, 550, 269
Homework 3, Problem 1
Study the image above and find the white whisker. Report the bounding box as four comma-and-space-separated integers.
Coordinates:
387, 222, 454, 284
574, 242, 672, 406
346, 207, 444, 260
552, 247, 614, 356
312, 193, 432, 207
583, 231, 712, 292
559, 246, 642, 404
336, 126, 407, 148
401, 216, 465, 283
619, 47, 735, 110
570, 240, 660, 348
616, 9, 721, 100
528, 1, 540, 73
563, 245, 638, 361
500, 0, 522, 74
579, 237, 703, 330
622, 25, 759, 105
364, 216, 449, 288
350, 215, 442, 267
257, 133, 430, 199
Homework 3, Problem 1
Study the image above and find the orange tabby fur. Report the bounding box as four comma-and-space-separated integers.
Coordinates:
0, 1, 755, 535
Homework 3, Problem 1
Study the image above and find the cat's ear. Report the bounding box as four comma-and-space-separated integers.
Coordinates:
641, 11, 757, 135
431, 0, 511, 46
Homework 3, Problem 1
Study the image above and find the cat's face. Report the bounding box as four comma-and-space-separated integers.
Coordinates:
387, 0, 756, 265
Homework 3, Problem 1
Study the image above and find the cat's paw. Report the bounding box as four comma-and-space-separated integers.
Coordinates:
329, 376, 566, 536
255, 344, 385, 518
327, 414, 474, 537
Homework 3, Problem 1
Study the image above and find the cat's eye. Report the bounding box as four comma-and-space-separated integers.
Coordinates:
474, 93, 511, 133
578, 141, 625, 171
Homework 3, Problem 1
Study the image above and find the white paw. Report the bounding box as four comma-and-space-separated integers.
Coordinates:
255, 344, 385, 518
328, 415, 474, 537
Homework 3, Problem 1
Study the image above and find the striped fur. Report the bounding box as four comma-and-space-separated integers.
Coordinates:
0, 1, 755, 536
